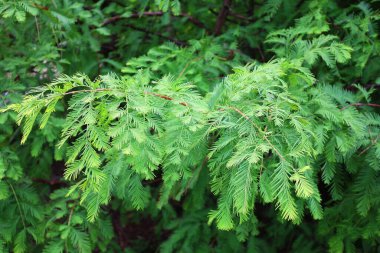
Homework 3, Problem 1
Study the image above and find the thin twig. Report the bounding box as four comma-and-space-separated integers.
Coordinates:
228, 106, 287, 161
229, 11, 253, 21
184, 156, 209, 194
257, 45, 266, 61
8, 126, 21, 145
259, 157, 264, 177
359, 134, 380, 156
180, 13, 208, 30
7, 181, 27, 230
177, 56, 203, 79
63, 88, 113, 96
35, 16, 40, 41
67, 207, 74, 226
65, 206, 75, 253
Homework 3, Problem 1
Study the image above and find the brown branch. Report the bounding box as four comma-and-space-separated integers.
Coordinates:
340, 103, 380, 111
229, 11, 253, 21
209, 8, 236, 24
363, 83, 380, 89
179, 13, 208, 30
101, 15, 122, 26
247, 0, 255, 17
144, 91, 188, 106
214, 0, 232, 35
32, 178, 66, 186
32, 3, 49, 11
102, 11, 208, 31
101, 12, 163, 26
111, 210, 127, 250
210, 8, 255, 25
124, 23, 187, 46
345, 83, 380, 91
142, 177, 162, 186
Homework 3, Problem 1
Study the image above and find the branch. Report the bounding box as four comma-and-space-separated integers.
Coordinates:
124, 23, 187, 46
209, 8, 237, 24
60, 88, 190, 107
32, 3, 49, 10
363, 83, 380, 89
32, 178, 66, 186
101, 12, 163, 26
345, 83, 380, 91
180, 13, 208, 30
214, 0, 232, 35
247, 0, 255, 17
229, 11, 253, 21
102, 11, 208, 31
340, 103, 380, 111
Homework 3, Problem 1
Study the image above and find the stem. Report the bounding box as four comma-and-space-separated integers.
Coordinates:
7, 181, 26, 230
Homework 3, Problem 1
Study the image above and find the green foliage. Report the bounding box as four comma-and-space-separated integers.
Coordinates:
1, 0, 380, 252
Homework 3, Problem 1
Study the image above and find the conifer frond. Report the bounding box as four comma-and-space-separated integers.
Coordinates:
1, 0, 380, 251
